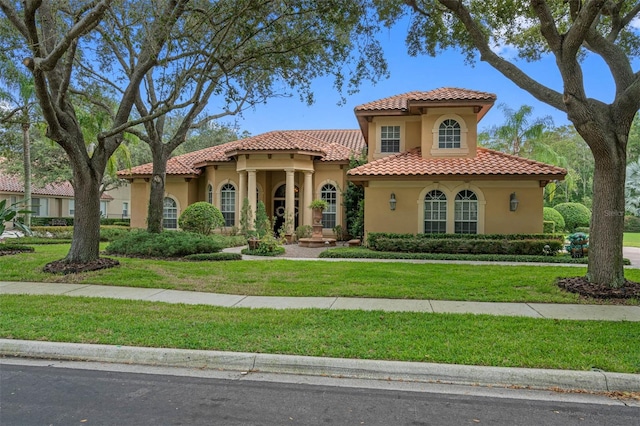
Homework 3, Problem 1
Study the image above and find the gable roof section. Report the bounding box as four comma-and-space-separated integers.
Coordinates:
119, 130, 365, 178
0, 173, 113, 200
347, 148, 567, 181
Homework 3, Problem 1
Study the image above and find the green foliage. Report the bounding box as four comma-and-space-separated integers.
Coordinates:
30, 226, 74, 239
553, 203, 591, 232
239, 198, 252, 236
367, 232, 562, 248
624, 215, 640, 233
309, 199, 329, 210
99, 226, 131, 242
30, 217, 73, 226
183, 252, 242, 261
242, 233, 285, 256
101, 218, 131, 226
253, 201, 270, 238
105, 230, 224, 258
319, 247, 601, 264
0, 244, 34, 253
344, 153, 366, 238
371, 237, 563, 256
178, 202, 224, 235
543, 207, 565, 232
0, 199, 32, 235
295, 225, 312, 240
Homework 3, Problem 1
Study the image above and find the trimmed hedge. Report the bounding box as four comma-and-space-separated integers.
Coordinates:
553, 203, 591, 232
367, 232, 562, 248
178, 202, 224, 235
101, 218, 130, 226
0, 244, 34, 253
105, 230, 224, 257
30, 225, 130, 241
543, 207, 565, 232
371, 237, 563, 256
183, 252, 242, 261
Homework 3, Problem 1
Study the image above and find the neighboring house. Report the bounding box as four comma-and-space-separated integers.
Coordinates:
0, 172, 130, 225
119, 87, 566, 236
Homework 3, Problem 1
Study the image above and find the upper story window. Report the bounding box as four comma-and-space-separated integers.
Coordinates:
380, 125, 400, 153
438, 119, 461, 149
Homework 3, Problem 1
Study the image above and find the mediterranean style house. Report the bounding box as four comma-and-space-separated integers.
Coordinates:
120, 88, 566, 237
0, 172, 130, 223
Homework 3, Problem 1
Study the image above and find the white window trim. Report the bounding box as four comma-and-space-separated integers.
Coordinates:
431, 114, 469, 157
162, 195, 180, 230
318, 180, 340, 230
217, 181, 237, 228
374, 123, 405, 159
417, 184, 485, 234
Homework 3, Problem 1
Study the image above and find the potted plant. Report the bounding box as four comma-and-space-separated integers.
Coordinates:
309, 199, 329, 211
246, 230, 259, 250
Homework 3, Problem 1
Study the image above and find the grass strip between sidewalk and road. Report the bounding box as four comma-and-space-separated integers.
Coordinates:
2, 295, 639, 374
624, 233, 640, 248
1, 244, 639, 304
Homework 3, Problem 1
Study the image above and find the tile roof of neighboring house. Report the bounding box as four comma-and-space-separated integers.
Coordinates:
347, 148, 567, 180
0, 173, 113, 200
119, 130, 366, 178
354, 88, 497, 112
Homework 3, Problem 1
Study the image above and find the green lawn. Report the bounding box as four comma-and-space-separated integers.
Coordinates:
3, 244, 640, 304
624, 233, 640, 248
1, 294, 639, 373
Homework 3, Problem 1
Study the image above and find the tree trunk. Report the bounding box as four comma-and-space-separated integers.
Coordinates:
146, 148, 169, 234
66, 164, 103, 263
583, 133, 627, 288
21, 122, 31, 227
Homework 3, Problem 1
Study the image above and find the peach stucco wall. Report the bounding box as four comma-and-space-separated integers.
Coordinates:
363, 180, 545, 238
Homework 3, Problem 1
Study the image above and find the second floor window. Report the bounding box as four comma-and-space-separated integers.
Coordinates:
439, 119, 461, 149
380, 125, 400, 153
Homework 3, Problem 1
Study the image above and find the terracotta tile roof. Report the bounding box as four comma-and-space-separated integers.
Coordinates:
355, 88, 497, 112
0, 172, 113, 199
119, 130, 365, 177
347, 148, 567, 179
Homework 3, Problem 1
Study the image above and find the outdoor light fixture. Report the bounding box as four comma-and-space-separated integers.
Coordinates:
510, 192, 519, 212
389, 193, 397, 211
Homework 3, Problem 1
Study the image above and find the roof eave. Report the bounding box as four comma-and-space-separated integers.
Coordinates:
347, 173, 566, 182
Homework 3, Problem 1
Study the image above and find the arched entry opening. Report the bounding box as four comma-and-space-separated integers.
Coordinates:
273, 183, 299, 233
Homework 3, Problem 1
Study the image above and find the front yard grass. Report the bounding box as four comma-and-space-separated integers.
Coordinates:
1, 244, 639, 304
1, 294, 638, 373
624, 232, 640, 248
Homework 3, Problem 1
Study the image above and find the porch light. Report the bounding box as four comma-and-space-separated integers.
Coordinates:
389, 193, 397, 211
509, 192, 519, 212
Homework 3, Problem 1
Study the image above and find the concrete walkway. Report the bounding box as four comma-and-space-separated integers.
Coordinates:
2, 281, 639, 321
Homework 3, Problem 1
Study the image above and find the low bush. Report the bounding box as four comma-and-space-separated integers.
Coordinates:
371, 236, 563, 256
0, 243, 34, 253
100, 218, 130, 226
295, 225, 313, 240
624, 215, 640, 232
5, 237, 72, 245
30, 217, 73, 226
31, 226, 74, 239
105, 230, 224, 258
178, 202, 225, 235
553, 202, 591, 232
543, 207, 565, 232
574, 227, 590, 233
99, 226, 131, 242
367, 232, 561, 248
183, 252, 242, 261
318, 248, 635, 264
543, 221, 555, 233
241, 246, 285, 256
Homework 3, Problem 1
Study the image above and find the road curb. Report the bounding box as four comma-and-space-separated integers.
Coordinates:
1, 339, 638, 392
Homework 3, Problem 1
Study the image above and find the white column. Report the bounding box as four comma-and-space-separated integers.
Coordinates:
285, 168, 295, 234
303, 171, 313, 226
247, 169, 257, 230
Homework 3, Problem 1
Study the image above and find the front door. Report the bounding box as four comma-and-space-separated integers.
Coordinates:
273, 184, 299, 233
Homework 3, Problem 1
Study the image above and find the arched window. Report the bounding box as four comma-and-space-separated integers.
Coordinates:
163, 197, 178, 229
320, 183, 337, 229
455, 190, 478, 234
221, 183, 236, 227
439, 119, 461, 149
424, 190, 447, 234
207, 184, 213, 204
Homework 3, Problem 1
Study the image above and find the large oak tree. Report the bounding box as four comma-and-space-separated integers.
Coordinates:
379, 0, 640, 287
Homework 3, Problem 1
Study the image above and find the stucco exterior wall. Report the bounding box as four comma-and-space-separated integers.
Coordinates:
129, 179, 151, 228
363, 179, 545, 239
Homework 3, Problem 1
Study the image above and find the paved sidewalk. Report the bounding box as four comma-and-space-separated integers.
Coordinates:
2, 281, 639, 321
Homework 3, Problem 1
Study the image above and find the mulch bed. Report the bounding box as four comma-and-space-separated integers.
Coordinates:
43, 258, 120, 275
557, 277, 640, 300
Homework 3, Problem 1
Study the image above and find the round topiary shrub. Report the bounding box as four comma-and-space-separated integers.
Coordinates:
178, 202, 224, 235
543, 207, 565, 232
553, 202, 591, 232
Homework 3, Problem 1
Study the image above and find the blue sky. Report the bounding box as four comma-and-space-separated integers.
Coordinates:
230, 21, 621, 137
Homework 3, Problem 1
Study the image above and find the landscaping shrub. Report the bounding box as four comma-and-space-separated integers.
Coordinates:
543, 221, 555, 233
31, 226, 74, 239
105, 230, 224, 257
183, 252, 242, 261
295, 225, 312, 240
553, 202, 591, 232
100, 218, 130, 226
178, 202, 224, 235
30, 217, 73, 226
99, 226, 131, 242
625, 215, 640, 232
371, 236, 563, 256
543, 207, 565, 232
